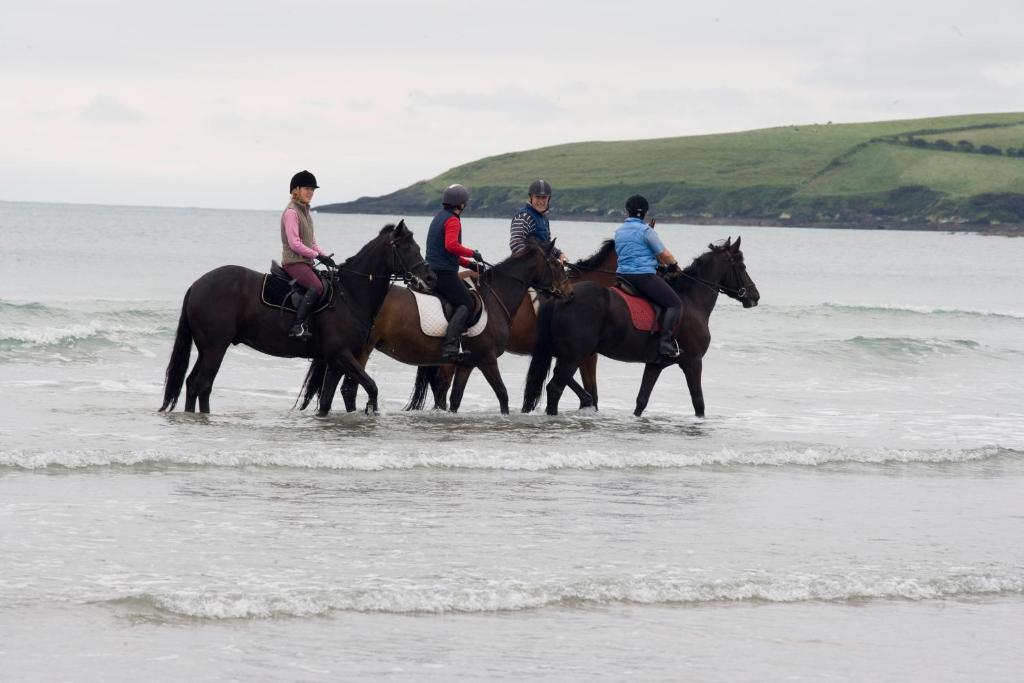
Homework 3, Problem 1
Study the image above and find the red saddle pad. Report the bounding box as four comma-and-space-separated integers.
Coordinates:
610, 286, 660, 332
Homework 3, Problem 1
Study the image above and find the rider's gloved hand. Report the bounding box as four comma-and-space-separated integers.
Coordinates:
472, 250, 484, 263
666, 262, 680, 273
316, 253, 337, 269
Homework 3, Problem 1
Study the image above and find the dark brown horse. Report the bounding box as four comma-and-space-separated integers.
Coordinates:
411, 239, 621, 410
301, 240, 571, 415
158, 221, 435, 416
522, 237, 760, 417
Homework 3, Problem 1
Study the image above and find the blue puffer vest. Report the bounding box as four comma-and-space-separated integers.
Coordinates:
614, 218, 658, 274
425, 208, 461, 271
519, 204, 550, 242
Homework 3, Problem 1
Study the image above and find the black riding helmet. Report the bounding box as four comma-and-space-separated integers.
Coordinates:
625, 194, 649, 219
290, 170, 320, 192
529, 179, 552, 197
442, 183, 470, 208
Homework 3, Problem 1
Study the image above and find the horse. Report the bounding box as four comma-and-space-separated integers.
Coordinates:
158, 221, 435, 416
300, 239, 572, 415
390, 238, 620, 412
522, 237, 760, 417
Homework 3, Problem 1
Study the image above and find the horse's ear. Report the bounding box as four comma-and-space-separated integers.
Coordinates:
731, 236, 741, 252
548, 238, 557, 254
724, 236, 732, 248
396, 219, 407, 233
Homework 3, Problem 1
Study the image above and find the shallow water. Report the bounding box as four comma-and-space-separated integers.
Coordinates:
2, 201, 1023, 680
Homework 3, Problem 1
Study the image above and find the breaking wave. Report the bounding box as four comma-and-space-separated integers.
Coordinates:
100, 569, 1024, 619
2, 444, 1015, 471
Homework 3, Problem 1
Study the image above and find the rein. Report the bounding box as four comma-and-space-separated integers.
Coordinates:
479, 256, 563, 323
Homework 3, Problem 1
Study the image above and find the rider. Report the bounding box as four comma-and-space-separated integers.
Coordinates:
280, 170, 337, 339
509, 179, 566, 262
614, 194, 683, 360
425, 183, 486, 361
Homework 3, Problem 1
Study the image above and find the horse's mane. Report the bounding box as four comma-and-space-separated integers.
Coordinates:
573, 240, 615, 270
479, 240, 547, 285
340, 224, 396, 268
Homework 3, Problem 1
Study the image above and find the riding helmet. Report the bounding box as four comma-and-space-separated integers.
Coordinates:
442, 183, 470, 208
528, 179, 552, 197
625, 194, 649, 218
290, 170, 320, 192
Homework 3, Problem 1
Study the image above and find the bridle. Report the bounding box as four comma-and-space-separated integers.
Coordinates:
479, 252, 567, 323
332, 235, 430, 289
671, 252, 749, 299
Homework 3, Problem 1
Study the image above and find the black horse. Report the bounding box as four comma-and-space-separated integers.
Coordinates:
159, 221, 435, 416
522, 237, 760, 417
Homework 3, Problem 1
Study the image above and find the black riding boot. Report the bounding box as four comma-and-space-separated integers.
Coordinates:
440, 305, 471, 361
289, 287, 318, 339
658, 306, 681, 360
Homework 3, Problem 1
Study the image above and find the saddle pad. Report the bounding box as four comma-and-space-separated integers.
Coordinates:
411, 289, 488, 338
529, 287, 540, 314
610, 286, 660, 332
260, 274, 331, 314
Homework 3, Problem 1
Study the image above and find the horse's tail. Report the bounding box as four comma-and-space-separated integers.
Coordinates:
522, 299, 557, 413
159, 288, 193, 412
405, 365, 439, 411
297, 359, 327, 411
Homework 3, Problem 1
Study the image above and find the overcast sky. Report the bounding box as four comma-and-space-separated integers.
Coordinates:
2, 0, 1021, 210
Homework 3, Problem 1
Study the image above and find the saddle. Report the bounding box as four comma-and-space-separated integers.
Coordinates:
610, 278, 661, 332
410, 279, 488, 338
260, 261, 334, 314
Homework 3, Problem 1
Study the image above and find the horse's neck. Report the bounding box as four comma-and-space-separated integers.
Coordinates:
680, 259, 726, 317
339, 243, 392, 316
487, 260, 534, 317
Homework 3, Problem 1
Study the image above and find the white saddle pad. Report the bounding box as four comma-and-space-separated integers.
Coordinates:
411, 289, 488, 338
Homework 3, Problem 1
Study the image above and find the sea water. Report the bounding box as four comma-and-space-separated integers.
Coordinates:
1, 201, 1022, 680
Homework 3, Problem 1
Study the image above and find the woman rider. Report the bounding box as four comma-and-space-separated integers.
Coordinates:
614, 194, 683, 360
280, 170, 337, 339
424, 184, 486, 361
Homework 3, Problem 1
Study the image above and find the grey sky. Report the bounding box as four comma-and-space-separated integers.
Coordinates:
2, 0, 1020, 209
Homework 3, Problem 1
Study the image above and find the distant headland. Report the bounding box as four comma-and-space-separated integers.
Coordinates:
317, 113, 1024, 235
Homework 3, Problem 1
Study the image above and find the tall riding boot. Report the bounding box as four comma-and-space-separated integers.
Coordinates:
658, 306, 682, 360
289, 287, 318, 339
440, 305, 471, 361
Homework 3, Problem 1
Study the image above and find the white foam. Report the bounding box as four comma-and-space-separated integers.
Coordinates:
116, 569, 1024, 619
1, 444, 1011, 471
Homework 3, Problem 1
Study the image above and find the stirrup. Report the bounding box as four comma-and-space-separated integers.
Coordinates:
289, 323, 311, 339
440, 346, 471, 363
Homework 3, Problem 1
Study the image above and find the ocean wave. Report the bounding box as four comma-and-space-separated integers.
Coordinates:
820, 302, 1024, 320
0, 308, 172, 360
840, 335, 981, 357
2, 444, 1014, 471
101, 569, 1024, 618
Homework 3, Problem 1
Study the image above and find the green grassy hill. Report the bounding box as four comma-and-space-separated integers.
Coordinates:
318, 113, 1024, 231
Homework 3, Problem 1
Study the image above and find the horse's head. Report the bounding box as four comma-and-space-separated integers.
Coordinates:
536, 238, 573, 298
714, 236, 759, 308
386, 220, 436, 290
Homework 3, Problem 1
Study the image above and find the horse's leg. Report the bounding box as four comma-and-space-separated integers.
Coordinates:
575, 354, 599, 410
184, 345, 228, 413
339, 348, 371, 412
447, 364, 475, 414
340, 374, 359, 412
678, 355, 705, 417
430, 364, 454, 410
634, 362, 667, 417
544, 358, 578, 416
475, 358, 510, 415
316, 364, 346, 417
334, 352, 380, 416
